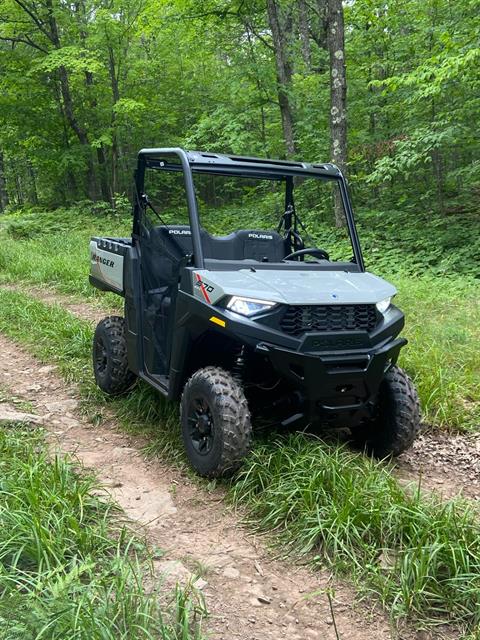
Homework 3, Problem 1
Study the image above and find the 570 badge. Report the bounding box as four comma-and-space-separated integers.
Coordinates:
194, 274, 214, 303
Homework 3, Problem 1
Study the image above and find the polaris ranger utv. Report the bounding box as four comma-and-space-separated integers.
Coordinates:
90, 148, 420, 477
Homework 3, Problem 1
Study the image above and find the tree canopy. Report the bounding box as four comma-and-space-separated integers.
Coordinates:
0, 0, 478, 218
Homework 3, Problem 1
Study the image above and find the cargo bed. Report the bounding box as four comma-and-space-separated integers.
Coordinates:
89, 236, 132, 295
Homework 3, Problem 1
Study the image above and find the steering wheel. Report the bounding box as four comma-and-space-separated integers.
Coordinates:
283, 247, 330, 262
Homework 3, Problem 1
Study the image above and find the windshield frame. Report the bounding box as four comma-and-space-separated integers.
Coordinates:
134, 148, 365, 272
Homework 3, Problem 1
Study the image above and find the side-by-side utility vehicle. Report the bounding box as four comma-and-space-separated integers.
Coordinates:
90, 148, 420, 477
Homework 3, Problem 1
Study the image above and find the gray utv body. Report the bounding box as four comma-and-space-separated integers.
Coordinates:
90, 148, 420, 476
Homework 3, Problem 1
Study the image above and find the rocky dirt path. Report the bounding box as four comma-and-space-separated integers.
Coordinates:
6, 283, 479, 503
396, 432, 480, 500
0, 332, 403, 640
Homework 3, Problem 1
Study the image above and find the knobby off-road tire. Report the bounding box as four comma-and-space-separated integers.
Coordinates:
353, 364, 421, 458
180, 366, 252, 478
93, 316, 136, 396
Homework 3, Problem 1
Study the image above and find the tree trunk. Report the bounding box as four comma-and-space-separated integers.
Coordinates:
15, 173, 23, 206
0, 152, 9, 213
326, 0, 347, 226
431, 146, 445, 215
298, 0, 312, 69
311, 0, 328, 69
266, 0, 296, 157
51, 80, 76, 204
96, 146, 111, 203
246, 29, 269, 155
108, 45, 120, 202
28, 163, 38, 205
57, 65, 98, 201
85, 68, 110, 203
46, 0, 98, 200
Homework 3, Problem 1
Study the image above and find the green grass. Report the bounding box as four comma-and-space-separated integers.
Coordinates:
0, 289, 92, 383
394, 274, 479, 430
0, 288, 480, 635
230, 435, 480, 635
0, 208, 126, 307
0, 422, 204, 639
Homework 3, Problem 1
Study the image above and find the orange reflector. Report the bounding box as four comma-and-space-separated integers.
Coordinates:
209, 316, 226, 328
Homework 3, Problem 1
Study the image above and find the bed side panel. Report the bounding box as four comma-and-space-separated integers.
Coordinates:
89, 237, 129, 295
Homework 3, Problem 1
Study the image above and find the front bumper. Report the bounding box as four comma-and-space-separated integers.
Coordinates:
255, 337, 406, 426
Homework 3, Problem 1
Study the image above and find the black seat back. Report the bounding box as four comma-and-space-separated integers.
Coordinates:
142, 225, 192, 288
234, 230, 287, 262
150, 225, 194, 256
146, 225, 287, 281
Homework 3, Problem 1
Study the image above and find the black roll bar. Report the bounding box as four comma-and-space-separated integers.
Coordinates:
136, 147, 205, 269
136, 147, 364, 272
338, 173, 365, 271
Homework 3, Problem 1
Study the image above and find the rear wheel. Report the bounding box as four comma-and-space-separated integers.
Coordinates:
180, 367, 252, 477
352, 365, 421, 458
93, 316, 136, 396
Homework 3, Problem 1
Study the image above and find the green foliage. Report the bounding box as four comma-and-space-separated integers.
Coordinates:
230, 434, 480, 633
0, 424, 204, 639
366, 124, 459, 184
355, 209, 480, 278
347, 0, 480, 211
0, 0, 478, 222
33, 46, 102, 74
2, 204, 131, 240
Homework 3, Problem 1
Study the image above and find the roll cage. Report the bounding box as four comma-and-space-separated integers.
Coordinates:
133, 147, 365, 271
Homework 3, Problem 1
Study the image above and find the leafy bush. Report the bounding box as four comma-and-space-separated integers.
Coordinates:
356, 208, 480, 278
3, 201, 131, 240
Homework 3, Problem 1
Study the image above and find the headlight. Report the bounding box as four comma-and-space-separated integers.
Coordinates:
226, 296, 276, 317
376, 297, 392, 314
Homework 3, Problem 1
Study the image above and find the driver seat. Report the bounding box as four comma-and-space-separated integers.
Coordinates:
232, 230, 288, 262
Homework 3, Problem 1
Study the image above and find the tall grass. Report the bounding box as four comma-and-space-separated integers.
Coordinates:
0, 424, 204, 639
0, 288, 92, 383
0, 287, 480, 634
395, 274, 479, 430
230, 435, 480, 635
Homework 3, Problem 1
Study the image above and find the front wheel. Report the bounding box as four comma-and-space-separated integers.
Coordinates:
93, 316, 136, 396
180, 367, 252, 477
352, 365, 421, 458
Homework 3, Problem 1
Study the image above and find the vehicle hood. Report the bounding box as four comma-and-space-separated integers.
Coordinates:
194, 268, 397, 305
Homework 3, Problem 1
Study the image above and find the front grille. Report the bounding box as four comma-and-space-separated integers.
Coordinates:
280, 304, 378, 337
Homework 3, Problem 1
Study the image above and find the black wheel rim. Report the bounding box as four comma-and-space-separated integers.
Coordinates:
187, 396, 214, 456
95, 336, 108, 375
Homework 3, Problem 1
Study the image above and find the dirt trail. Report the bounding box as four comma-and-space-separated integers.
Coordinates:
5, 283, 479, 502
1, 333, 403, 640
0, 282, 117, 325
396, 432, 480, 500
